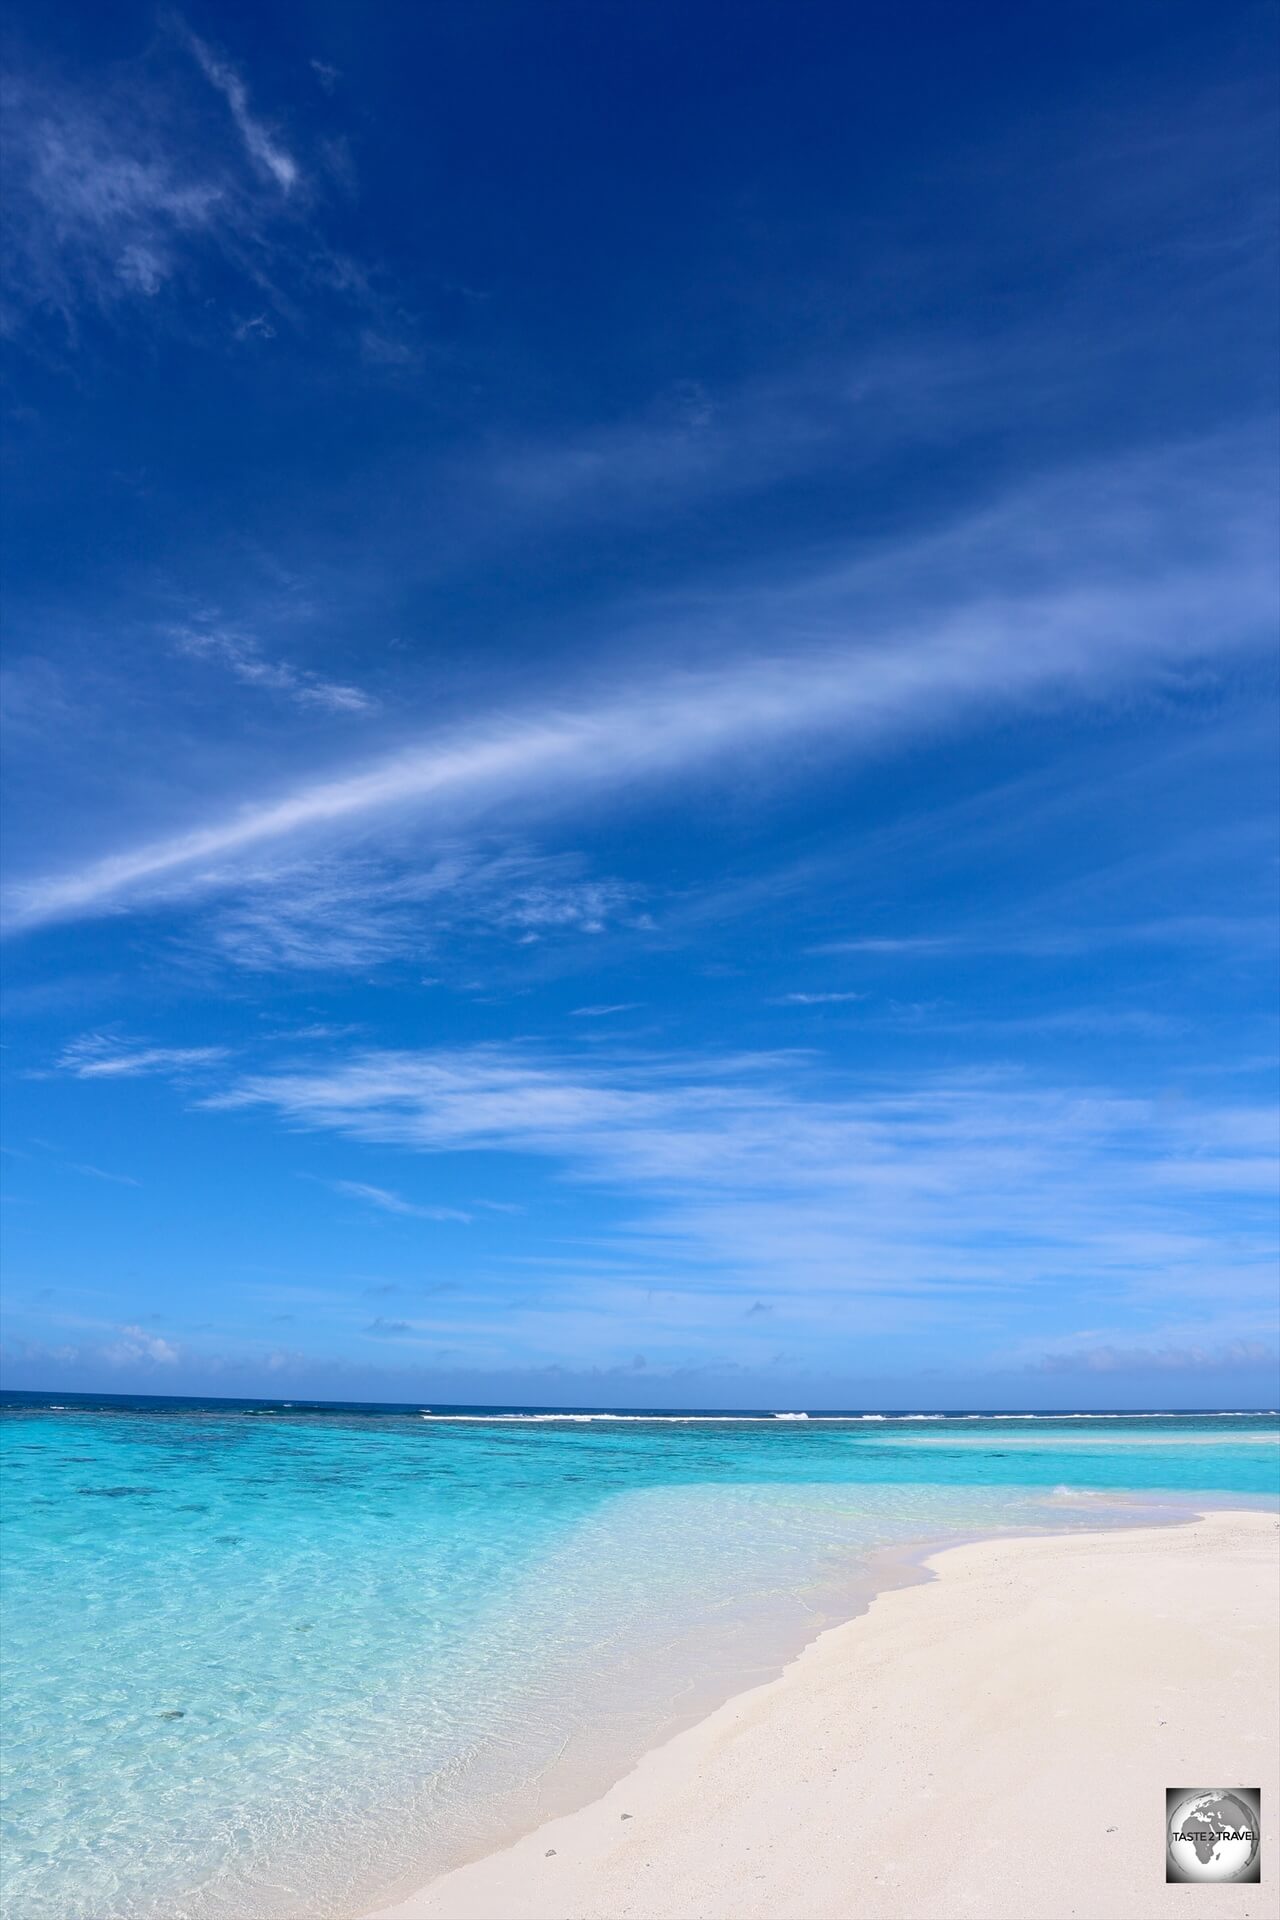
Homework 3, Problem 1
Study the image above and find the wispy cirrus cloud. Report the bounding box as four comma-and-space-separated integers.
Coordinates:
205, 1041, 1280, 1342
816, 915, 1279, 959
778, 991, 866, 1005
0, 63, 228, 325
328, 1179, 471, 1223
0, 21, 396, 350
5, 433, 1274, 932
0, 29, 300, 334
817, 936, 955, 956
70, 1162, 142, 1187
192, 848, 640, 973
53, 1033, 226, 1079
184, 31, 300, 195
170, 622, 376, 714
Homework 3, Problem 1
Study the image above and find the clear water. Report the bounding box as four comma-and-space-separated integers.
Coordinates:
2, 1395, 1276, 1920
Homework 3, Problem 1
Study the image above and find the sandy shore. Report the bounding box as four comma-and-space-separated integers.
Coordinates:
368, 1509, 1278, 1920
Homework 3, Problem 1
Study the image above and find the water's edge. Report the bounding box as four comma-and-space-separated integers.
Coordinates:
351, 1492, 1233, 1920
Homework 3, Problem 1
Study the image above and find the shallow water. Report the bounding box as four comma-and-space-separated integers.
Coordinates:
2, 1395, 1276, 1920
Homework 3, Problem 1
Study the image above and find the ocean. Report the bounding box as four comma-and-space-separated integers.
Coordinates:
2, 1393, 1276, 1920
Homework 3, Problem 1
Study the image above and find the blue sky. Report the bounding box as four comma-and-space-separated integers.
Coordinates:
2, 0, 1277, 1409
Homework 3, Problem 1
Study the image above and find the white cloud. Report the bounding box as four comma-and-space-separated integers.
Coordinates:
55, 1034, 226, 1079
0, 72, 226, 319
779, 991, 866, 1005
186, 34, 300, 193
70, 1163, 142, 1187
817, 936, 955, 955
6, 434, 1273, 931
816, 916, 1277, 959
329, 1178, 471, 1223
171, 622, 375, 714
103, 1323, 179, 1366
232, 312, 277, 343
191, 848, 639, 973
208, 1042, 1280, 1322
0, 31, 397, 348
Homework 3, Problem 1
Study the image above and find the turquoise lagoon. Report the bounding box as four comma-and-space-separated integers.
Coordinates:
2, 1396, 1277, 1920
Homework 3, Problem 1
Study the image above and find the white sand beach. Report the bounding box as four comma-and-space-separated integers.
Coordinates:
368, 1509, 1279, 1920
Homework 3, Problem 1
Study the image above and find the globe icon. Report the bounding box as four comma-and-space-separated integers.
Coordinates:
1167, 1792, 1260, 1882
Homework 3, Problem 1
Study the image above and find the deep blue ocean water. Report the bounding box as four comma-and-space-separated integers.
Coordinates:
2, 1394, 1277, 1920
